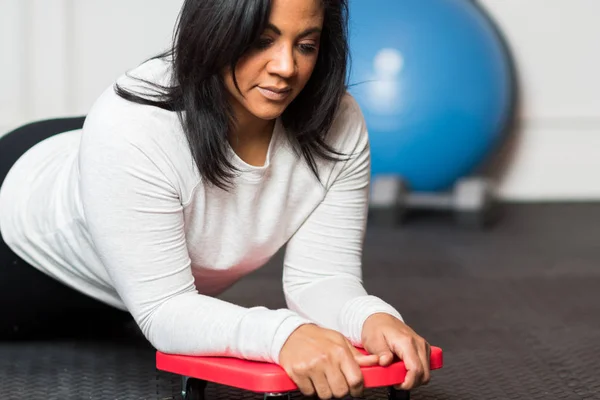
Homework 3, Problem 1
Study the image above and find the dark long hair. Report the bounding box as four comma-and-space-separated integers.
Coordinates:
115, 0, 350, 190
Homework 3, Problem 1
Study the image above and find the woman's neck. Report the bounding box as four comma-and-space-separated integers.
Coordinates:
229, 108, 276, 167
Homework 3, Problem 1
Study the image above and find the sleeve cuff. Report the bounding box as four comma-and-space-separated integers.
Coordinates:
269, 314, 315, 364
339, 295, 403, 346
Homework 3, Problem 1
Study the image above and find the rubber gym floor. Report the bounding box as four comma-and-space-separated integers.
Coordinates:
1, 203, 598, 400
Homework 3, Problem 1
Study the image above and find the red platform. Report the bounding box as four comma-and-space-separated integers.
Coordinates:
157, 346, 443, 393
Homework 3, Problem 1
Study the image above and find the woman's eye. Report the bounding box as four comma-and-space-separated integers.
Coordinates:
299, 44, 318, 54
255, 38, 273, 49
254, 38, 317, 54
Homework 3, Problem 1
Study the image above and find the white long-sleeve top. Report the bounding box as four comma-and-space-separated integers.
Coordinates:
0, 58, 402, 363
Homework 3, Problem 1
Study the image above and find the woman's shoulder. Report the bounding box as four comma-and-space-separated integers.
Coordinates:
79, 58, 196, 185
83, 58, 181, 146
299, 92, 370, 189
325, 92, 369, 154
115, 57, 174, 99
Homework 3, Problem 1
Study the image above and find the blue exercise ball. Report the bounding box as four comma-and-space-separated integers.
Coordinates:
347, 0, 514, 192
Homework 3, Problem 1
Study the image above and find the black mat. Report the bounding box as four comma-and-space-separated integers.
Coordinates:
1, 204, 599, 399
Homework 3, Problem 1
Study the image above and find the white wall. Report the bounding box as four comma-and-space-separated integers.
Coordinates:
0, 0, 183, 131
0, 0, 27, 131
477, 0, 600, 201
0, 0, 599, 201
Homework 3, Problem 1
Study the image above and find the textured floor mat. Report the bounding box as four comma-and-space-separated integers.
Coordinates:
1, 204, 600, 399
0, 341, 156, 399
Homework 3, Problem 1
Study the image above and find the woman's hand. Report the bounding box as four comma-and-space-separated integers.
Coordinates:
279, 324, 380, 399
361, 313, 431, 390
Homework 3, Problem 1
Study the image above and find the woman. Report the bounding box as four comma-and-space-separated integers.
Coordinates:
0, 0, 431, 398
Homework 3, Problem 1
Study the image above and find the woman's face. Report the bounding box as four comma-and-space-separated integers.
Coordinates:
223, 0, 324, 125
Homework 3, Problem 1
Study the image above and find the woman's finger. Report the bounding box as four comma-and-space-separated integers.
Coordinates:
293, 375, 316, 397
349, 344, 380, 367
393, 340, 423, 390
287, 364, 316, 397
418, 341, 432, 385
361, 333, 395, 366
341, 347, 367, 398
311, 369, 333, 400
325, 360, 351, 399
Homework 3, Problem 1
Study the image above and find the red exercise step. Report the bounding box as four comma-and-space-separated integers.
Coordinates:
157, 346, 443, 395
